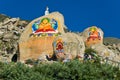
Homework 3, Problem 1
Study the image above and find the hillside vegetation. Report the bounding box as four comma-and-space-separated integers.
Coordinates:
0, 60, 120, 80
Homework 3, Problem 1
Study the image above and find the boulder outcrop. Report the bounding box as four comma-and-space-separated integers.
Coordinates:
53, 33, 85, 59
19, 12, 66, 62
0, 12, 120, 64
82, 26, 120, 62
82, 26, 103, 47
0, 17, 29, 62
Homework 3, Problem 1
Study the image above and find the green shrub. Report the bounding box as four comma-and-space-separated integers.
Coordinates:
0, 60, 120, 80
84, 48, 101, 63
85, 48, 97, 53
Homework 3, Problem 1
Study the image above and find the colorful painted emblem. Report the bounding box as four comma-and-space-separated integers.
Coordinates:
32, 18, 58, 34
56, 38, 64, 53
87, 27, 101, 41
53, 38, 66, 60
53, 38, 66, 53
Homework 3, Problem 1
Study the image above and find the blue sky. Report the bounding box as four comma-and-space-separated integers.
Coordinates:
0, 0, 120, 38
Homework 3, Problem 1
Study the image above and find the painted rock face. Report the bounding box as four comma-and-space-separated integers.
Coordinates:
32, 23, 39, 32
82, 26, 103, 47
19, 12, 65, 62
87, 27, 101, 41
32, 18, 58, 33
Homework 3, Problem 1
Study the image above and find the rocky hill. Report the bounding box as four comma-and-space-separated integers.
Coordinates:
104, 37, 120, 56
0, 14, 120, 63
0, 14, 29, 62
104, 37, 120, 45
0, 14, 10, 22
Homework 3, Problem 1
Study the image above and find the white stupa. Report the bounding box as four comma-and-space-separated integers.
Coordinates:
45, 6, 49, 15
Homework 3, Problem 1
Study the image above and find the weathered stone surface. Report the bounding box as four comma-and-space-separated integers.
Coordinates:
13, 35, 19, 40
7, 22, 15, 31
82, 26, 103, 47
19, 36, 56, 61
82, 26, 120, 62
0, 16, 29, 62
90, 43, 120, 63
112, 44, 117, 49
19, 12, 66, 61
105, 43, 120, 61
3, 32, 14, 39
0, 31, 4, 36
53, 33, 85, 59
3, 18, 20, 26
18, 21, 28, 26
117, 43, 120, 51
0, 25, 8, 29
3, 18, 10, 23
91, 44, 114, 58
0, 22, 2, 26
0, 13, 120, 64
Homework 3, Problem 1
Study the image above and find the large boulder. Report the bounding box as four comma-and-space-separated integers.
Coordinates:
19, 12, 66, 62
82, 26, 103, 47
91, 43, 120, 62
82, 26, 119, 62
53, 33, 85, 59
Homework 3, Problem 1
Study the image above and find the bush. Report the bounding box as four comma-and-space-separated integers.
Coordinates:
84, 48, 101, 63
0, 60, 120, 80
85, 48, 97, 53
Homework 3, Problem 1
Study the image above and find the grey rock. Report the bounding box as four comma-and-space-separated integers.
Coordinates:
0, 15, 29, 62
112, 44, 117, 49
7, 23, 15, 31
2, 38, 11, 42
3, 32, 13, 39
3, 18, 19, 25
0, 22, 2, 26
18, 21, 28, 26
1, 25, 8, 29
117, 43, 120, 51
0, 30, 4, 36
13, 35, 19, 40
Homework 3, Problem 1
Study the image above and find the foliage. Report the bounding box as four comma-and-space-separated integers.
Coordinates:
0, 60, 120, 80
25, 59, 39, 65
85, 48, 97, 54
84, 48, 101, 63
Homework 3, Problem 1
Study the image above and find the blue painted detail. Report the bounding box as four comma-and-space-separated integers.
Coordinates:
32, 23, 39, 32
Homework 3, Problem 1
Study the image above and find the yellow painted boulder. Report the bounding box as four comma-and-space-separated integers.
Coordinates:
19, 12, 66, 62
